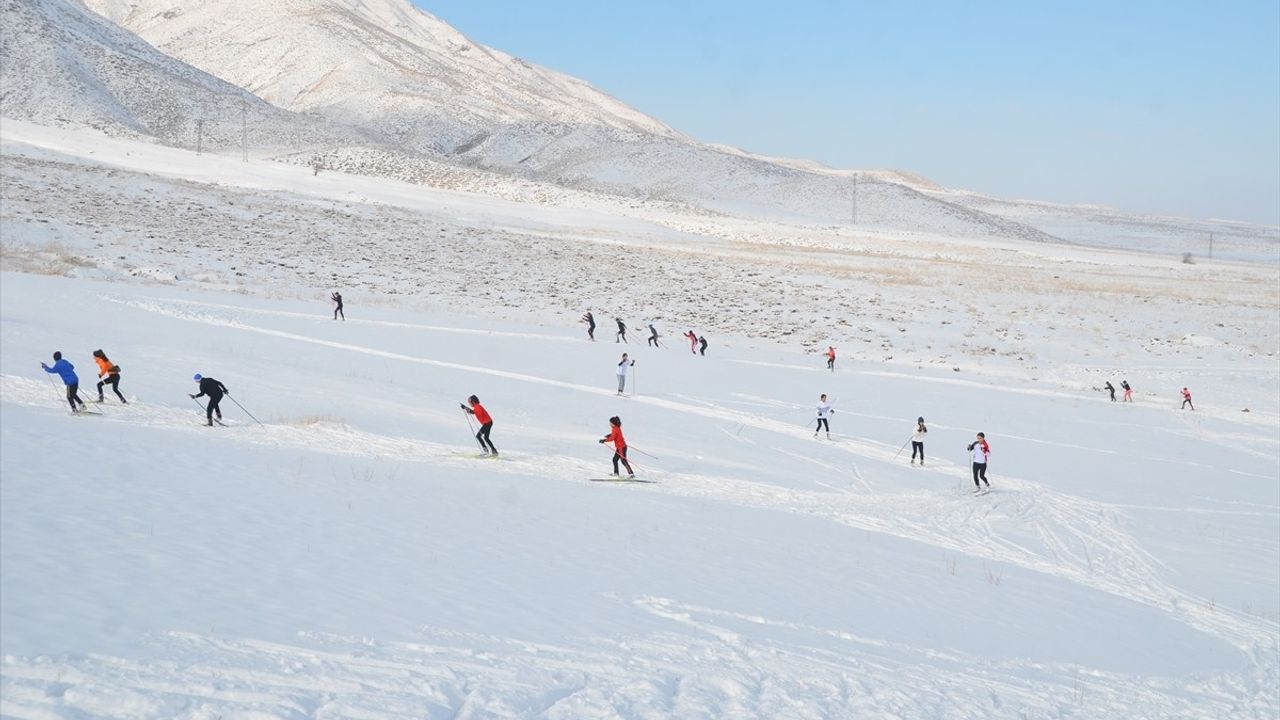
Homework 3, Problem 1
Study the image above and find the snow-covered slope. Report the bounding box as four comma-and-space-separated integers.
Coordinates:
0, 0, 371, 152
83, 0, 678, 151
2, 271, 1277, 719
2, 110, 1278, 719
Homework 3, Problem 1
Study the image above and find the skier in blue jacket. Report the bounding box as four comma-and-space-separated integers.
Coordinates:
41, 351, 86, 412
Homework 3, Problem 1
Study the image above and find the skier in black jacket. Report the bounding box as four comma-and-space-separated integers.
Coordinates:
615, 318, 628, 343
190, 373, 229, 425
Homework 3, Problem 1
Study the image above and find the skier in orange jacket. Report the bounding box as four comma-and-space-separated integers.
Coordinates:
598, 415, 634, 477
460, 395, 498, 455
92, 349, 126, 403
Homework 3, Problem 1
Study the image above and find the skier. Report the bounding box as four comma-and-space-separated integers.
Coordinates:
615, 318, 628, 343
41, 351, 86, 412
698, 335, 708, 356
190, 373, 229, 426
1104, 381, 1116, 402
597, 415, 634, 478
331, 291, 344, 321
616, 353, 634, 395
647, 323, 660, 348
460, 395, 498, 455
1122, 380, 1133, 402
826, 346, 836, 372
1181, 387, 1194, 410
93, 349, 126, 403
910, 416, 927, 465
968, 432, 991, 491
814, 394, 834, 438
684, 330, 698, 354
582, 311, 596, 341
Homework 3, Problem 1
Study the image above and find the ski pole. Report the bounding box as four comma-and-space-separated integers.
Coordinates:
190, 395, 208, 414
45, 372, 64, 405
893, 436, 912, 459
226, 394, 265, 427
461, 405, 477, 443
628, 445, 660, 460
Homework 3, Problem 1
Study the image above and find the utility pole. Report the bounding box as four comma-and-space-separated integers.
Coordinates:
196, 119, 203, 155
851, 173, 858, 225
240, 101, 248, 162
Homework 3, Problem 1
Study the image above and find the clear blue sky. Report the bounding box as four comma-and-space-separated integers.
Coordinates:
421, 1, 1280, 225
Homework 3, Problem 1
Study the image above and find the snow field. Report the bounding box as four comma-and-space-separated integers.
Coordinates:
2, 273, 1277, 718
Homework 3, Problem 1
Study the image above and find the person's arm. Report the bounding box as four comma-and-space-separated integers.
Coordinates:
459, 403, 474, 414
219, 383, 229, 395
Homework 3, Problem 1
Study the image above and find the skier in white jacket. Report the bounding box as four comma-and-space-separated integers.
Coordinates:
967, 432, 991, 490
910, 416, 927, 465
616, 353, 634, 395
814, 394, 834, 438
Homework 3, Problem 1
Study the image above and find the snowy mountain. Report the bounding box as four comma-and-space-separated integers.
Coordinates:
70, 0, 1069, 238
82, 0, 679, 151
0, 0, 374, 152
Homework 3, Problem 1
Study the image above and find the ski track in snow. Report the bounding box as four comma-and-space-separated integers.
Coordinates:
1, 617, 1266, 720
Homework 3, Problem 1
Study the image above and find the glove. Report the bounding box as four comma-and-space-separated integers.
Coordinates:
189, 394, 197, 399
598, 439, 605, 444
459, 403, 467, 411
40, 363, 48, 370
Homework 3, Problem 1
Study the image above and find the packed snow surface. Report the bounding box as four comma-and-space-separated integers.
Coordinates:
1, 121, 1278, 718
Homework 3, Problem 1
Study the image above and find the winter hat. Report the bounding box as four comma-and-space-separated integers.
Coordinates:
609, 416, 621, 426
193, 373, 202, 381
468, 395, 479, 404
93, 349, 105, 358
918, 416, 925, 423
52, 351, 62, 361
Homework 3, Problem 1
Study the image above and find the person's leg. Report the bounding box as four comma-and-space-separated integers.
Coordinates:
97, 379, 106, 401
619, 447, 633, 476
480, 423, 496, 453
979, 463, 989, 486
612, 452, 621, 475
475, 427, 488, 452
972, 462, 981, 488
65, 385, 78, 411
617, 376, 625, 394
109, 375, 126, 402
210, 396, 223, 420
339, 306, 344, 320
69, 383, 84, 407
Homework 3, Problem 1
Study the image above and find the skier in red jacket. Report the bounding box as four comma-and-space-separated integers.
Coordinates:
598, 415, 634, 477
460, 395, 498, 455
684, 330, 698, 355
1180, 387, 1194, 410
